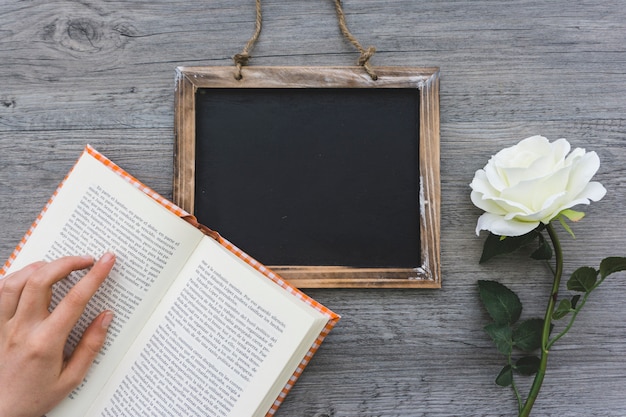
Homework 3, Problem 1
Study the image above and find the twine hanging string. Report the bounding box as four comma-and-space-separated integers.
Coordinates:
233, 0, 262, 80
332, 0, 378, 80
233, 0, 378, 81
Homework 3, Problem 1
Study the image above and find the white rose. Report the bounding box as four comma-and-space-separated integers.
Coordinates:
470, 135, 606, 236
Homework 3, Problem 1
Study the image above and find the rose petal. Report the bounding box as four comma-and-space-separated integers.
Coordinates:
476, 212, 540, 236
499, 164, 540, 187
565, 151, 601, 197
484, 158, 508, 191
471, 191, 510, 215
580, 181, 607, 202
481, 195, 532, 216
500, 166, 570, 213
537, 182, 606, 222
470, 170, 497, 195
549, 138, 571, 164
562, 182, 607, 208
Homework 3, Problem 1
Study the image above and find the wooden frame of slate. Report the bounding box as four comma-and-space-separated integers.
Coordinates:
173, 66, 440, 288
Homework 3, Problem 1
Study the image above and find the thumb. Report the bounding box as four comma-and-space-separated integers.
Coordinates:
62, 310, 114, 387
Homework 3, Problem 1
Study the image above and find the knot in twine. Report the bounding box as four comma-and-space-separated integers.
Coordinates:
357, 46, 377, 80
233, 53, 251, 80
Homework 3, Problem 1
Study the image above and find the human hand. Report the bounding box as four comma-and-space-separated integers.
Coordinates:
0, 253, 115, 417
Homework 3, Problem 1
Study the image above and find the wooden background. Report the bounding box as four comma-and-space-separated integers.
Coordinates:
1, 1, 625, 415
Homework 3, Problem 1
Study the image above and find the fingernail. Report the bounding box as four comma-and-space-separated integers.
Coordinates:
101, 311, 114, 329
81, 255, 94, 262
100, 252, 115, 264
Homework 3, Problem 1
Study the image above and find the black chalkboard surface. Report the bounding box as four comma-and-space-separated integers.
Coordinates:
174, 66, 440, 288
194, 88, 419, 268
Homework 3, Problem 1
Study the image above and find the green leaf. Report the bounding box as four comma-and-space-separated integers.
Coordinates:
530, 233, 552, 260
513, 318, 544, 352
515, 356, 541, 376
480, 230, 540, 264
558, 215, 576, 239
571, 294, 581, 309
484, 323, 513, 356
599, 257, 626, 279
478, 280, 523, 325
496, 364, 513, 387
560, 209, 585, 222
552, 299, 572, 320
567, 266, 598, 292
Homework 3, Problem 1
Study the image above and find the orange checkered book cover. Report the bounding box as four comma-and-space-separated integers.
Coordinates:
2, 145, 339, 417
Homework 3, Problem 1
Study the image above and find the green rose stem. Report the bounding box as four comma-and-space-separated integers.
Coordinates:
519, 222, 562, 417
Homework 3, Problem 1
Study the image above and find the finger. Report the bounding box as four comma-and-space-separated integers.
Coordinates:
0, 261, 47, 322
18, 255, 97, 318
17, 256, 97, 316
60, 310, 114, 392
47, 253, 115, 336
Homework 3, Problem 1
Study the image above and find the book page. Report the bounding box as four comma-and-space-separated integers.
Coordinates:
87, 236, 329, 417
1, 151, 204, 417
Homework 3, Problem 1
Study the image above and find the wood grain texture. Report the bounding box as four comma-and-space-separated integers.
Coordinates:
1, 0, 626, 415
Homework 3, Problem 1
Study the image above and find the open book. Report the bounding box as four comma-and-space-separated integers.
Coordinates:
1, 145, 339, 417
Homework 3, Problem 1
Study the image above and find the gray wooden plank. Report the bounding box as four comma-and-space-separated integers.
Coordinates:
1, 0, 626, 415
